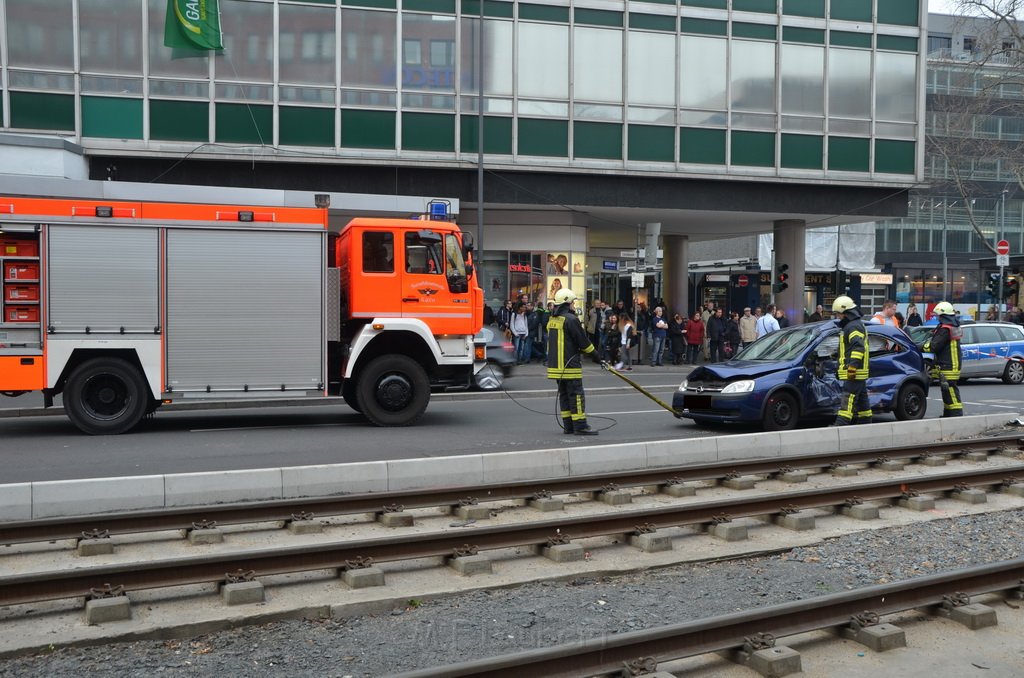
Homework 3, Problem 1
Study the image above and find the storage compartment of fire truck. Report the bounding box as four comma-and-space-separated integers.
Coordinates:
0, 227, 43, 391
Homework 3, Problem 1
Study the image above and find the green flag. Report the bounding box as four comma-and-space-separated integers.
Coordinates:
164, 0, 223, 51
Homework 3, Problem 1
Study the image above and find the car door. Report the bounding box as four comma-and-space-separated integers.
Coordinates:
965, 325, 1005, 378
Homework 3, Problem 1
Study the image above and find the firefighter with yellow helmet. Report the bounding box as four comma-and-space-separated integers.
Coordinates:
924, 301, 963, 417
547, 287, 598, 435
832, 295, 872, 426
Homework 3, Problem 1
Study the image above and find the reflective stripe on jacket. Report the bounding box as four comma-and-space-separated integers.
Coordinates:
838, 318, 869, 380
546, 305, 594, 379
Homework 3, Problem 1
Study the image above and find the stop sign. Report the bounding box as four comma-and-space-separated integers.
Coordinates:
997, 239, 1010, 255
737, 274, 749, 288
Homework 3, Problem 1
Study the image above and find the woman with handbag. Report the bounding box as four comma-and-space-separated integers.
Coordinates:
668, 312, 687, 365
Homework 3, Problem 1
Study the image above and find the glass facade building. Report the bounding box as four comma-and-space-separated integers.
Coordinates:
874, 14, 1022, 310
0, 0, 923, 181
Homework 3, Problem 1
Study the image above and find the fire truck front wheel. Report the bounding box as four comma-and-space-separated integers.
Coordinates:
357, 355, 429, 426
64, 357, 149, 435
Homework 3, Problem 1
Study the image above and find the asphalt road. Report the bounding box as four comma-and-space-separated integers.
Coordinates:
2, 363, 1022, 484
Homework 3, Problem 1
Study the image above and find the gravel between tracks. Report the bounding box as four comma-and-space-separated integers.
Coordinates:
2, 509, 1022, 677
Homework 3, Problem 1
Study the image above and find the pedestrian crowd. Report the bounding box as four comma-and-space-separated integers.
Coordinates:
487, 296, 798, 368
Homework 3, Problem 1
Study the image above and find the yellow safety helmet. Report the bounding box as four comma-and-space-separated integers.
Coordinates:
553, 288, 578, 306
832, 295, 857, 313
933, 301, 955, 316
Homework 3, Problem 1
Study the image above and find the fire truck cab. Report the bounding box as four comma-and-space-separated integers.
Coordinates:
0, 196, 482, 434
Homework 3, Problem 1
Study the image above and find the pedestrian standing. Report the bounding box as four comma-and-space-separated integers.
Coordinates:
649, 306, 669, 366
707, 308, 726, 362
739, 307, 757, 348
756, 304, 780, 338
511, 302, 530, 364
684, 311, 704, 365
618, 313, 636, 371
725, 311, 741, 358
668, 312, 687, 365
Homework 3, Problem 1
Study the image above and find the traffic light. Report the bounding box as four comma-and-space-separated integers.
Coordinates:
773, 263, 790, 294
1005, 276, 1020, 300
987, 274, 1000, 299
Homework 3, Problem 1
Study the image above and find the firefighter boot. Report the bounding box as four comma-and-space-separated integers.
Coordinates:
573, 420, 598, 436
561, 417, 574, 434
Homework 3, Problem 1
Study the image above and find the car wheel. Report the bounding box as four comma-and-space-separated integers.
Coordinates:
474, 362, 505, 391
762, 391, 799, 431
1003, 360, 1024, 385
894, 382, 927, 421
356, 355, 429, 426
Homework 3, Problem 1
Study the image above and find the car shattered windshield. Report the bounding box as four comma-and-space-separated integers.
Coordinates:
738, 326, 821, 361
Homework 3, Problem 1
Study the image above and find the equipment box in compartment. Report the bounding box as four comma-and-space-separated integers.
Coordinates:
4, 262, 39, 281
5, 306, 39, 323
0, 239, 39, 257
4, 284, 39, 302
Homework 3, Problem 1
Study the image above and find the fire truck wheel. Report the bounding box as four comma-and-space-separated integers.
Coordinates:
342, 380, 362, 413
64, 357, 149, 435
357, 355, 429, 426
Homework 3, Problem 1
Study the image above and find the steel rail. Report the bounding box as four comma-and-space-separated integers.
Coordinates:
2, 465, 1022, 607
3, 434, 1021, 546
395, 558, 1024, 678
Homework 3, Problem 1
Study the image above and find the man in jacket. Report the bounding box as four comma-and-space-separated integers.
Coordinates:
547, 288, 598, 435
739, 307, 757, 347
925, 300, 964, 418
755, 304, 780, 338
832, 296, 871, 426
707, 307, 727, 362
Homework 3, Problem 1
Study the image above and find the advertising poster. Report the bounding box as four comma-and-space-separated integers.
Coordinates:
546, 252, 570, 276
546, 275, 567, 302
571, 252, 585, 275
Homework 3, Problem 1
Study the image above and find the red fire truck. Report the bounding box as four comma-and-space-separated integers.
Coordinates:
0, 196, 482, 434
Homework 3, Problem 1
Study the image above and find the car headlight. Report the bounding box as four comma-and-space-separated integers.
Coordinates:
721, 380, 755, 394
678, 379, 688, 392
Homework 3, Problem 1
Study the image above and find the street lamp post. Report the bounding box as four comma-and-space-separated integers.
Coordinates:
1000, 189, 1008, 319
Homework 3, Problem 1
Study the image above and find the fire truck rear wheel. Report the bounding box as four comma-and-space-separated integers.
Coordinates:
357, 355, 429, 426
64, 357, 149, 435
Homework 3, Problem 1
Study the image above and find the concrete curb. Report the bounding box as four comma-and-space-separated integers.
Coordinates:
2, 414, 1019, 522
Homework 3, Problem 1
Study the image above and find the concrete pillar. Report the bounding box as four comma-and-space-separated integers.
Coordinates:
772, 220, 806, 326
662, 234, 690, 316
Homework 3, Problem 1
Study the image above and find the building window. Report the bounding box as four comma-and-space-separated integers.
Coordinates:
403, 39, 421, 65
927, 34, 952, 53
963, 36, 976, 53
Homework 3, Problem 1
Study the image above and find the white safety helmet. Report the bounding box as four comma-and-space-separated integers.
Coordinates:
553, 288, 578, 306
832, 295, 858, 313
933, 301, 955, 316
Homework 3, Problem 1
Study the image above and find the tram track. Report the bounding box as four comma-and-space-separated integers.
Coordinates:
3, 453, 1024, 610
396, 558, 1024, 678
4, 433, 1023, 547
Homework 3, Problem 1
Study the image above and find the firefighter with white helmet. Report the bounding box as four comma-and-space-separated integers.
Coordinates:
832, 295, 872, 426
925, 301, 963, 417
547, 288, 598, 435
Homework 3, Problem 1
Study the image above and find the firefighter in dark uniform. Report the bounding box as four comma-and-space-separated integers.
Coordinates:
925, 300, 964, 417
547, 288, 598, 435
832, 295, 872, 426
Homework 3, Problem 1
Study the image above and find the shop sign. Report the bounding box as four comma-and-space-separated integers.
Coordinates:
508, 263, 532, 273
861, 273, 893, 285
603, 260, 618, 271
705, 274, 730, 282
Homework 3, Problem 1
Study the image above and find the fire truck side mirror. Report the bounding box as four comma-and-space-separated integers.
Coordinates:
461, 232, 475, 252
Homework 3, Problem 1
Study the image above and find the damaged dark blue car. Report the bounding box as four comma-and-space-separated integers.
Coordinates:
673, 322, 929, 431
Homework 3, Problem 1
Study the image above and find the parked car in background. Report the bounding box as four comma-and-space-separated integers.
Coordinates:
473, 326, 516, 390
907, 321, 1024, 384
674, 322, 929, 431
